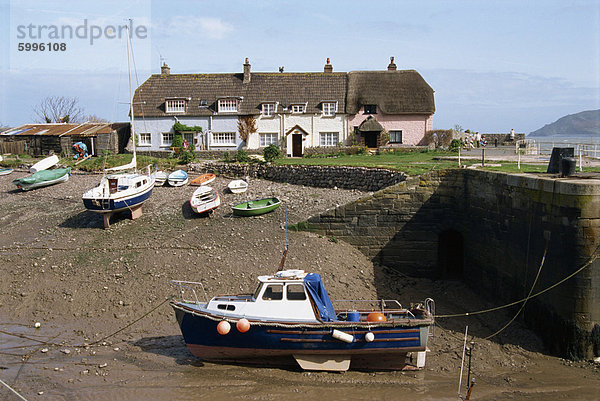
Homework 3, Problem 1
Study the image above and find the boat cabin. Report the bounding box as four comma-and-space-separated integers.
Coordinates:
205, 270, 331, 322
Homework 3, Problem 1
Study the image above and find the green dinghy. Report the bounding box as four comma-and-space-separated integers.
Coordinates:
232, 197, 281, 217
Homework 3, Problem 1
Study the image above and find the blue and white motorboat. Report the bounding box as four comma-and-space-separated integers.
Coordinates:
170, 269, 434, 371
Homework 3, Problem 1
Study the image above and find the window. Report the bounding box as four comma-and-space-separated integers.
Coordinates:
138, 132, 151, 146
183, 132, 194, 146
320, 132, 339, 147
364, 105, 377, 114
291, 104, 305, 114
262, 284, 283, 300
218, 99, 238, 113
262, 103, 275, 117
390, 130, 403, 144
212, 132, 236, 146
260, 133, 278, 147
322, 102, 336, 116
287, 284, 307, 301
166, 99, 186, 113
161, 132, 174, 147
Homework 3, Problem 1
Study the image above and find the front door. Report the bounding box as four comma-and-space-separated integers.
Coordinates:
292, 134, 303, 157
363, 131, 379, 148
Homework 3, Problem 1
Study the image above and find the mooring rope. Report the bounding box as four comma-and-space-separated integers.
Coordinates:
436, 245, 598, 319
0, 378, 29, 401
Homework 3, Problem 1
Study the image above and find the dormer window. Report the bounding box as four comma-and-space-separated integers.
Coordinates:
261, 103, 276, 117
322, 102, 337, 117
218, 99, 238, 113
165, 99, 187, 113
291, 104, 306, 114
364, 105, 377, 114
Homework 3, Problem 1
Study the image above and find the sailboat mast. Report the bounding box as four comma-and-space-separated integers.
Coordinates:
126, 23, 137, 172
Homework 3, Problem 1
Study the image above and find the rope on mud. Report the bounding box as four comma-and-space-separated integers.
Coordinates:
436, 245, 598, 319
87, 296, 171, 346
0, 378, 29, 401
483, 240, 548, 340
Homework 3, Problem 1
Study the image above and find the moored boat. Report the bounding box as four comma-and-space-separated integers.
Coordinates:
82, 168, 155, 213
190, 173, 216, 186
13, 168, 71, 191
168, 169, 189, 187
232, 197, 280, 216
154, 170, 167, 186
170, 269, 434, 371
190, 186, 220, 214
228, 179, 248, 193
30, 154, 59, 173
0, 167, 13, 175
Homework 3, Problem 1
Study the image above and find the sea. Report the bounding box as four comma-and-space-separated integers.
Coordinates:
525, 135, 600, 158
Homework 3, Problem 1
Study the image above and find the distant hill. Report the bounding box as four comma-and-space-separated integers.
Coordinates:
529, 109, 600, 137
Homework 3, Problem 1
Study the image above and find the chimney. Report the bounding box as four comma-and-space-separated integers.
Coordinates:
387, 56, 397, 71
161, 62, 170, 75
324, 57, 333, 73
243, 58, 251, 84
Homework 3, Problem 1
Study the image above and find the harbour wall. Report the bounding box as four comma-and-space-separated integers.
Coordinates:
190, 162, 407, 192
293, 169, 600, 360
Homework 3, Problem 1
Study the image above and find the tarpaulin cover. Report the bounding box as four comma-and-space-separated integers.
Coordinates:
304, 273, 337, 322
13, 168, 70, 185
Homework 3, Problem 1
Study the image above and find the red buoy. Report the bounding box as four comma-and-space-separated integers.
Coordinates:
236, 318, 251, 333
217, 320, 231, 335
366, 312, 387, 322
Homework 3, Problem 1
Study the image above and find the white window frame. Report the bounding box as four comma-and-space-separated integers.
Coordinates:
291, 104, 306, 114
212, 132, 236, 146
322, 102, 337, 117
320, 132, 339, 147
261, 103, 276, 117
165, 99, 186, 113
161, 132, 174, 147
260, 132, 278, 147
138, 132, 151, 146
389, 130, 403, 144
218, 99, 238, 113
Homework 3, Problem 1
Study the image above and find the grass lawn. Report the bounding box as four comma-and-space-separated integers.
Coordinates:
273, 151, 573, 175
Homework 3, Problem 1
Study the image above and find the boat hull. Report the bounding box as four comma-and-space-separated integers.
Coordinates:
172, 303, 429, 370
82, 185, 154, 213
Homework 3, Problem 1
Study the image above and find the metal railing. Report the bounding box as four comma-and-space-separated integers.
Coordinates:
170, 280, 209, 304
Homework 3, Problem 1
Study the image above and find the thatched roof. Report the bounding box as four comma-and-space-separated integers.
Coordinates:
358, 116, 384, 132
133, 72, 347, 118
346, 70, 435, 115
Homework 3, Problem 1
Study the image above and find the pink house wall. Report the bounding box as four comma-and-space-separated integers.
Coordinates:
348, 106, 433, 145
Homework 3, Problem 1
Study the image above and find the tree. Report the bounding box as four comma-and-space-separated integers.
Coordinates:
237, 116, 257, 145
84, 114, 109, 123
33, 96, 85, 123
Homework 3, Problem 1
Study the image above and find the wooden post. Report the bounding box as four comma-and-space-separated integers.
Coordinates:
481, 149, 485, 167
130, 205, 143, 220
103, 212, 113, 229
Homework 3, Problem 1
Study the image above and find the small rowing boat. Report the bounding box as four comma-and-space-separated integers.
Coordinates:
190, 173, 216, 186
228, 179, 248, 193
0, 167, 13, 175
13, 168, 71, 191
190, 186, 220, 214
232, 197, 280, 216
30, 154, 59, 173
154, 170, 167, 186
168, 170, 189, 187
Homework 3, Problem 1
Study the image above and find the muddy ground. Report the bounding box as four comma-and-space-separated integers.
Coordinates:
0, 168, 598, 400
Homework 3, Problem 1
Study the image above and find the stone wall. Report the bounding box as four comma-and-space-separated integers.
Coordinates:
296, 169, 600, 360
189, 162, 406, 192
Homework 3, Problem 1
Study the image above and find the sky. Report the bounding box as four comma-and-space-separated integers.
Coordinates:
1, 0, 599, 134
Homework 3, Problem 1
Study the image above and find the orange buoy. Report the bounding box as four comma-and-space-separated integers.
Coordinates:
366, 312, 387, 322
217, 320, 231, 335
236, 318, 251, 333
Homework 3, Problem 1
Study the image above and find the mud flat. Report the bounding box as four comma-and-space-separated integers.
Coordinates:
0, 171, 598, 400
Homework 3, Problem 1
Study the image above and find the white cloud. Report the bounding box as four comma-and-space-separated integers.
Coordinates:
160, 16, 233, 40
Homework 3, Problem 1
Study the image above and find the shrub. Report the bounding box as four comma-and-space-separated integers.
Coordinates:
179, 149, 195, 164
449, 139, 462, 152
234, 149, 248, 162
171, 134, 184, 149
223, 151, 231, 162
263, 144, 281, 162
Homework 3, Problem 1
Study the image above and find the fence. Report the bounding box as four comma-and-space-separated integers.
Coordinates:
0, 140, 27, 155
523, 138, 600, 159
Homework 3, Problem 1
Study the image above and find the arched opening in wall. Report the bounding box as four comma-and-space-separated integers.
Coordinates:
438, 230, 464, 279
